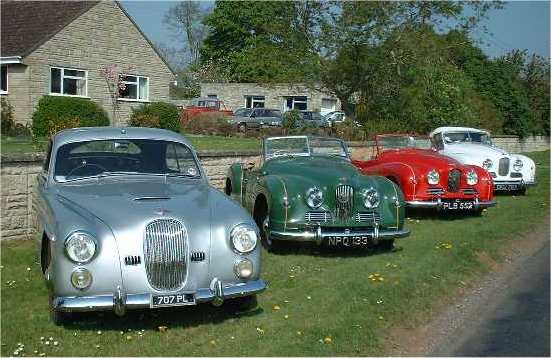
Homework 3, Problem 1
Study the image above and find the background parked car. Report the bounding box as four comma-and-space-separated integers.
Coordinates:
181, 98, 233, 124
430, 126, 536, 193
323, 111, 346, 126
299, 111, 331, 128
229, 108, 283, 132
36, 127, 266, 324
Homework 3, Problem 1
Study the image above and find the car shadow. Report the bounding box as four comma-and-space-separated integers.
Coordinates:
405, 208, 483, 220
61, 302, 264, 331
268, 241, 403, 258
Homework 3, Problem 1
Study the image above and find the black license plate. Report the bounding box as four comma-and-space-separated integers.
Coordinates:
441, 201, 475, 210
326, 236, 371, 247
151, 293, 195, 308
495, 183, 520, 191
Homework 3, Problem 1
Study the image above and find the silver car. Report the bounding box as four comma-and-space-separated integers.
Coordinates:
229, 108, 282, 131
36, 127, 266, 324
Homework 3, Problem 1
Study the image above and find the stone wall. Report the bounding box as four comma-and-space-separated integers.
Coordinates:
3, 1, 174, 127
1, 136, 548, 241
200, 83, 341, 115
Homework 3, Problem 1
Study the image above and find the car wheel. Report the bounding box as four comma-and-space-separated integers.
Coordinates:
238, 123, 247, 132
49, 293, 69, 326
378, 239, 395, 251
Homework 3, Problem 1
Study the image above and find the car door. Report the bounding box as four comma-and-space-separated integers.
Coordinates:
248, 109, 263, 128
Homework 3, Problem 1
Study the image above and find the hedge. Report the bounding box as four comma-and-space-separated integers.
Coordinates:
130, 102, 180, 132
31, 96, 109, 137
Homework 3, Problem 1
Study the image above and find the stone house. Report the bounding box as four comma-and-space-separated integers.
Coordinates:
0, 1, 175, 127
200, 83, 341, 115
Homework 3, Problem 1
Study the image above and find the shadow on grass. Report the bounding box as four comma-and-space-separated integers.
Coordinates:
267, 241, 403, 258
60, 301, 264, 331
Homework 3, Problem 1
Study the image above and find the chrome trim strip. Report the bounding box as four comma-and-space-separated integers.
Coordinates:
53, 280, 267, 313
270, 228, 410, 242
406, 199, 497, 208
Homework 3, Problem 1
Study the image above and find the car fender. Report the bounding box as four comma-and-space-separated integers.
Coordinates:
226, 163, 244, 202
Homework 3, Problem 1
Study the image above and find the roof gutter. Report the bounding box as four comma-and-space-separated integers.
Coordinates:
0, 56, 22, 64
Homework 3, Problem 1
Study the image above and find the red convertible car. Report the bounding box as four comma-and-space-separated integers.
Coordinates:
352, 134, 496, 212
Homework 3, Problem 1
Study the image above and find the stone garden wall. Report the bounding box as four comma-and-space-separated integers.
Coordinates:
1, 136, 548, 240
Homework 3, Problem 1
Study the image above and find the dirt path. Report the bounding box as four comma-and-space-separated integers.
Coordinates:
386, 217, 550, 357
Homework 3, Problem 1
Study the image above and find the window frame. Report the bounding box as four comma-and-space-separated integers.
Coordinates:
285, 96, 308, 111
49, 66, 89, 98
0, 64, 8, 94
117, 74, 150, 102
245, 95, 265, 108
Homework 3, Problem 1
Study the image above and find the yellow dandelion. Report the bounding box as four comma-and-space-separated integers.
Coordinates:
158, 326, 168, 333
323, 336, 333, 344
296, 331, 303, 336
272, 305, 281, 310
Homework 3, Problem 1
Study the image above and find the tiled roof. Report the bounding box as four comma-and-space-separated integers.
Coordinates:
1, 1, 98, 57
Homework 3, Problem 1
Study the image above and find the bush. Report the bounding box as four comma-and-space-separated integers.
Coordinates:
282, 109, 302, 129
128, 113, 161, 128
182, 114, 234, 136
130, 102, 179, 132
32, 96, 109, 137
1, 97, 15, 135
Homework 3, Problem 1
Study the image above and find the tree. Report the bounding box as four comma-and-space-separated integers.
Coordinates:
164, 1, 212, 65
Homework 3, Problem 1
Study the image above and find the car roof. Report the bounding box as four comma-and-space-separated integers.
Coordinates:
53, 127, 191, 147
430, 126, 489, 137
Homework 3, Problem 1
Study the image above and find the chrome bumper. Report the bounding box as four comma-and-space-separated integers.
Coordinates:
406, 198, 497, 209
270, 227, 410, 242
53, 279, 267, 315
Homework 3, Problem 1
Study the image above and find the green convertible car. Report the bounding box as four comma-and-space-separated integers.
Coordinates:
225, 136, 410, 251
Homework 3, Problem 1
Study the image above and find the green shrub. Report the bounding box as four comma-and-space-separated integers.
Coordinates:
130, 102, 180, 132
282, 110, 302, 129
32, 96, 109, 137
182, 115, 234, 136
1, 97, 15, 135
128, 113, 161, 128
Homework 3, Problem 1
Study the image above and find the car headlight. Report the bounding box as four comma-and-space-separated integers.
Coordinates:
482, 159, 493, 170
513, 159, 523, 172
230, 224, 258, 253
361, 188, 380, 209
234, 259, 253, 279
305, 187, 323, 209
71, 268, 93, 290
65, 232, 97, 263
427, 169, 440, 185
466, 170, 478, 185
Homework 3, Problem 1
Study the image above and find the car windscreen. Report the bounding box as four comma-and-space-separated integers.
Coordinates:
265, 137, 348, 160
444, 132, 492, 145
377, 135, 431, 150
54, 139, 201, 182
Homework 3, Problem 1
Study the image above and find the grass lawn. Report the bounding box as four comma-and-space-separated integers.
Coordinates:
1, 150, 549, 356
0, 134, 261, 155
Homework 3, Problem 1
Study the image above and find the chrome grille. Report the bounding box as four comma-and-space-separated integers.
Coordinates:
427, 187, 445, 195
190, 251, 205, 262
124, 255, 141, 266
305, 211, 332, 223
335, 185, 354, 219
498, 157, 510, 176
144, 219, 187, 291
447, 169, 461, 192
355, 212, 381, 224
462, 188, 477, 195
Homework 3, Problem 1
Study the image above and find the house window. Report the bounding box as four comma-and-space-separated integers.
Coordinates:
50, 67, 87, 96
1, 65, 7, 94
119, 75, 149, 101
285, 96, 307, 111
245, 95, 265, 108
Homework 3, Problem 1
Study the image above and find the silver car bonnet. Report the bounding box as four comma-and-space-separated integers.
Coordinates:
55, 176, 215, 293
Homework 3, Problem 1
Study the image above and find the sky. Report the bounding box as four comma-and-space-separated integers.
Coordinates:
121, 0, 550, 67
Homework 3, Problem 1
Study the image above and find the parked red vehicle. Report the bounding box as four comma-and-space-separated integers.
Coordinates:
352, 134, 496, 213
180, 98, 233, 124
